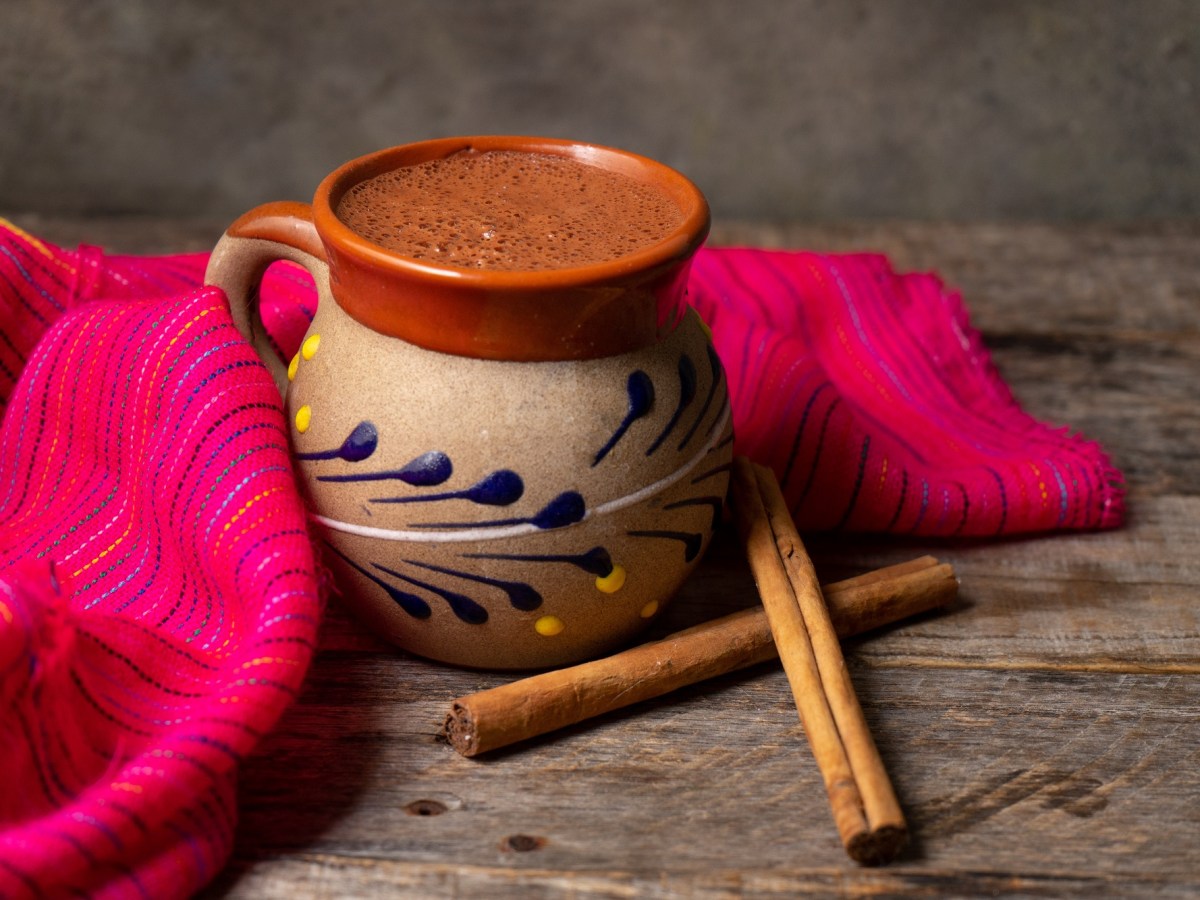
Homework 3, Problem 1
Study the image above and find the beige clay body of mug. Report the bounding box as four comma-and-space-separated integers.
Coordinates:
204, 136, 732, 669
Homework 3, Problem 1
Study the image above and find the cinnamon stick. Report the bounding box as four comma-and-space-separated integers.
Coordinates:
731, 456, 907, 865
443, 559, 955, 758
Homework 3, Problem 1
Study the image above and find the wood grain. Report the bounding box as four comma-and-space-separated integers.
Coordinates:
208, 659, 1199, 898
8, 215, 1198, 898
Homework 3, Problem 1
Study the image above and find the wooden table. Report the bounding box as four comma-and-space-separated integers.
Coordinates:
15, 216, 1200, 898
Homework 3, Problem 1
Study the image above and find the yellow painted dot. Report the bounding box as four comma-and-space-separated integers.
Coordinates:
640, 600, 659, 619
595, 564, 626, 594
295, 405, 312, 433
302, 333, 322, 360
535, 615, 565, 637
287, 353, 300, 381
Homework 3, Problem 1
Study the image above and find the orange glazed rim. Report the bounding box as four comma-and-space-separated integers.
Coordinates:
311, 135, 711, 293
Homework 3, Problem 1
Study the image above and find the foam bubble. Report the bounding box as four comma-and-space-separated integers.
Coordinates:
336, 150, 686, 271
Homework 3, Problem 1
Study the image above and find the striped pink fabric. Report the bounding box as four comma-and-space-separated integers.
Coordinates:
688, 249, 1124, 535
0, 224, 322, 898
0, 222, 1123, 898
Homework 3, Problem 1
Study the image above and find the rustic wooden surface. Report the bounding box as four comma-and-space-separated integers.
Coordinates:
13, 215, 1200, 898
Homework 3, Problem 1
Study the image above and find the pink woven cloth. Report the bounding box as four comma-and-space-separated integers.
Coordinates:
688, 250, 1124, 534
0, 220, 1123, 898
0, 225, 322, 899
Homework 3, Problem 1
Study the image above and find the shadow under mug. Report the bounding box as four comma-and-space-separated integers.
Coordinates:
205, 136, 732, 669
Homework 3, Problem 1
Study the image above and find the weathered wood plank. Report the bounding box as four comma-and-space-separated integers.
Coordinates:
809, 494, 1200, 672
212, 857, 1197, 900
207, 666, 1199, 898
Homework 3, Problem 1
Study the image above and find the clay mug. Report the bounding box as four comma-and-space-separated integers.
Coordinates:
204, 136, 732, 669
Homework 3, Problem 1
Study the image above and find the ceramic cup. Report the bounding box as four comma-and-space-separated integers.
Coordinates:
204, 136, 732, 669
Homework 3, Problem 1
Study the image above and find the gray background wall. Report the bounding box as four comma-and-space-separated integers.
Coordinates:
2, 0, 1197, 222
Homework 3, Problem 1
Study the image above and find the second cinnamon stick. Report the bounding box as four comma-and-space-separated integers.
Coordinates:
733, 457, 908, 865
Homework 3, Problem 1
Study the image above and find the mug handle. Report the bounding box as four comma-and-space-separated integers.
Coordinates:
204, 201, 328, 398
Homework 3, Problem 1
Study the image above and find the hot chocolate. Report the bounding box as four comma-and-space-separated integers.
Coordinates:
335, 149, 685, 271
